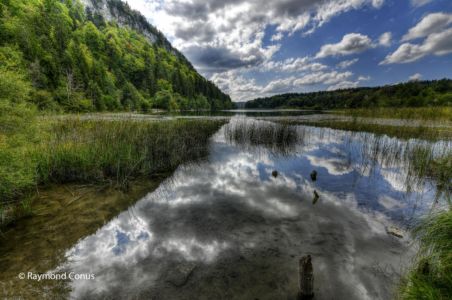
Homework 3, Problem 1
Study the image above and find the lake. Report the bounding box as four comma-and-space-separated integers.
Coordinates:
1, 111, 449, 299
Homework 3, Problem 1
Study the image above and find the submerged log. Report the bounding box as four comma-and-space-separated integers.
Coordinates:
298, 255, 314, 299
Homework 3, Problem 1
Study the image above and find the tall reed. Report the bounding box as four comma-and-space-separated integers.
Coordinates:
0, 117, 224, 226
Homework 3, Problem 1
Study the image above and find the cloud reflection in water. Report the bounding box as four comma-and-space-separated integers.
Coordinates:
57, 119, 444, 299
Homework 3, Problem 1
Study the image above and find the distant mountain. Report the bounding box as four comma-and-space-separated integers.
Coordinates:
245, 80, 452, 109
0, 0, 232, 112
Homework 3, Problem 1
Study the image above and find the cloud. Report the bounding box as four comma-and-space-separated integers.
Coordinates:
327, 74, 370, 91
127, 0, 384, 72
122, 0, 387, 100
358, 75, 371, 81
211, 68, 367, 101
372, 0, 385, 8
337, 58, 359, 69
263, 57, 327, 73
378, 32, 392, 47
409, 73, 422, 81
271, 32, 284, 42
184, 45, 268, 72
316, 33, 373, 58
410, 0, 433, 7
381, 27, 452, 64
402, 13, 452, 42
293, 71, 353, 86
327, 81, 359, 91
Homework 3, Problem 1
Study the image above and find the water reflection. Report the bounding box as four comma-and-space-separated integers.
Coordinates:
49, 118, 448, 299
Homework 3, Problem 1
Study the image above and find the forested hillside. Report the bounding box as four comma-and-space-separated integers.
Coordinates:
245, 80, 452, 109
0, 0, 233, 112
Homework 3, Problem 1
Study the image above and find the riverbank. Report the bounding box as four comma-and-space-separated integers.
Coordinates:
0, 116, 225, 228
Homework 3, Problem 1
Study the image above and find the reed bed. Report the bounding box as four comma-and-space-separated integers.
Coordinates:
0, 117, 224, 226
224, 118, 451, 197
294, 120, 452, 141
336, 107, 452, 121
224, 118, 300, 154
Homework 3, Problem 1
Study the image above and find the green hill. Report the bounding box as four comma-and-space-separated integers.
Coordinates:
245, 80, 452, 109
0, 0, 233, 112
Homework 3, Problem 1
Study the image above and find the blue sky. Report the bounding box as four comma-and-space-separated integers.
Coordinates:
128, 0, 452, 101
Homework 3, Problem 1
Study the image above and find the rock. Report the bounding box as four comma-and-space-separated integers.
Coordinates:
310, 170, 317, 181
298, 255, 314, 299
386, 226, 403, 238
166, 262, 197, 287
312, 190, 319, 205
272, 170, 278, 177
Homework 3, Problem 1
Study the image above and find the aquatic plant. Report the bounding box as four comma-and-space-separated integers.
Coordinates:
399, 210, 452, 300
0, 117, 224, 227
340, 107, 452, 122
224, 118, 300, 154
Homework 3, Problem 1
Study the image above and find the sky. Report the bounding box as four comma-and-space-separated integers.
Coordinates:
126, 0, 452, 101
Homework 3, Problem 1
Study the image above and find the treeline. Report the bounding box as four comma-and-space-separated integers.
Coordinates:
0, 0, 232, 112
245, 80, 452, 109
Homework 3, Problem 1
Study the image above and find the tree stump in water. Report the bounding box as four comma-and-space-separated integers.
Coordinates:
310, 170, 317, 181
298, 255, 314, 299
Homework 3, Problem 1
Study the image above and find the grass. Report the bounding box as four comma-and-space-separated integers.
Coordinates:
399, 210, 452, 300
293, 120, 452, 141
226, 118, 451, 197
0, 117, 224, 227
224, 119, 299, 154
335, 107, 452, 122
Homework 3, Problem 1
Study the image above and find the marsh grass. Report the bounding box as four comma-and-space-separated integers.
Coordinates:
398, 210, 452, 300
0, 117, 224, 227
336, 107, 452, 122
36, 118, 223, 184
225, 118, 451, 197
293, 120, 452, 141
224, 119, 300, 154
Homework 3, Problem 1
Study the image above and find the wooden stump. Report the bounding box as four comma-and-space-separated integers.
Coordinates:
298, 255, 314, 299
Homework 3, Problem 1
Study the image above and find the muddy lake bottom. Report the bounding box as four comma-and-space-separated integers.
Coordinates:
1, 112, 449, 300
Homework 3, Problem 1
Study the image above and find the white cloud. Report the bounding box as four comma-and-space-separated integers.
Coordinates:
211, 68, 368, 101
378, 32, 392, 47
316, 33, 373, 58
372, 0, 385, 8
327, 81, 359, 91
409, 73, 422, 81
337, 58, 359, 69
126, 0, 384, 73
293, 71, 353, 86
121, 0, 387, 100
358, 75, 371, 81
410, 0, 433, 7
263, 57, 327, 73
381, 27, 452, 64
402, 12, 452, 41
271, 32, 284, 42
327, 74, 370, 91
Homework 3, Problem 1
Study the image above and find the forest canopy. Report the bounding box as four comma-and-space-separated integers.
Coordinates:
0, 0, 233, 112
245, 79, 452, 109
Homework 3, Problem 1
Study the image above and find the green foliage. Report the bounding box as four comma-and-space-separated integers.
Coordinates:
0, 117, 225, 226
399, 210, 452, 300
246, 80, 452, 109
0, 0, 232, 112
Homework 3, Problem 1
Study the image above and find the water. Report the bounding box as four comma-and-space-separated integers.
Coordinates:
1, 113, 448, 299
